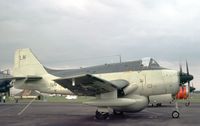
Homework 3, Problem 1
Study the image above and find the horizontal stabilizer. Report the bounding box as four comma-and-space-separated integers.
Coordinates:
24, 75, 42, 82
0, 76, 42, 82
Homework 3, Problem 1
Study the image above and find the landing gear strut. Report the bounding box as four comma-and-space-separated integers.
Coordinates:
172, 102, 180, 118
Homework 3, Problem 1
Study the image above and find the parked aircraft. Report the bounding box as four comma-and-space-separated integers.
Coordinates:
13, 48, 193, 119
0, 70, 13, 95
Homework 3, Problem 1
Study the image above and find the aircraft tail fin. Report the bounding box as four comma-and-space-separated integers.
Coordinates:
13, 48, 48, 76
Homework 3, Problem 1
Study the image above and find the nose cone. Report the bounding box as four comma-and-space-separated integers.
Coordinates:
180, 72, 194, 84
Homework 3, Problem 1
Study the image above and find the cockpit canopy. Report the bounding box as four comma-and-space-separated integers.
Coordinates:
141, 57, 160, 68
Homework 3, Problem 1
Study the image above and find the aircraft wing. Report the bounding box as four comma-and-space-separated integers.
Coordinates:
54, 74, 118, 96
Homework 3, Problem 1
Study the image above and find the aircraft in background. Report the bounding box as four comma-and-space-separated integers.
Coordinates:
13, 48, 193, 119
0, 70, 13, 95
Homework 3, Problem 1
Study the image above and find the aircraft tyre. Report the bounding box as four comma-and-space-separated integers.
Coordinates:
172, 110, 180, 118
156, 103, 162, 107
95, 110, 109, 120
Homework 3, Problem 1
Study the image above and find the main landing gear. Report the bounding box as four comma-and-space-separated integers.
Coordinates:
95, 107, 110, 120
95, 108, 124, 120
95, 110, 110, 120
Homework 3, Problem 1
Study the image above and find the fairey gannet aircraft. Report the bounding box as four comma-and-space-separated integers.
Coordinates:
13, 48, 193, 119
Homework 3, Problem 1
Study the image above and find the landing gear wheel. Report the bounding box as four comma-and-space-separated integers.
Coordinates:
172, 111, 180, 118
156, 103, 162, 107
95, 111, 109, 120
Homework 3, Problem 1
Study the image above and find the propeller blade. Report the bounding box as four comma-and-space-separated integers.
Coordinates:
179, 63, 183, 86
179, 63, 183, 76
186, 60, 189, 75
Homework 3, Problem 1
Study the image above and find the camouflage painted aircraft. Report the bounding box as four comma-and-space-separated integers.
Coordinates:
13, 48, 193, 119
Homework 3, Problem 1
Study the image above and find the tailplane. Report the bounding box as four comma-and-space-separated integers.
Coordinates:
13, 48, 47, 76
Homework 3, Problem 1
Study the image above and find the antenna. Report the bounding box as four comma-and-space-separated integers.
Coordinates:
116, 54, 122, 63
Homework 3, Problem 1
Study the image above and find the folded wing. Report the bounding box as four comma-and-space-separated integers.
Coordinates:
54, 74, 118, 96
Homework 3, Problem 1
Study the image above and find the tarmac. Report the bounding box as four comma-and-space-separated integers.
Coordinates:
0, 101, 200, 126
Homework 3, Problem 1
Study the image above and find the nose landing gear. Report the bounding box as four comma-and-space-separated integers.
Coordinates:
172, 102, 180, 118
172, 110, 180, 118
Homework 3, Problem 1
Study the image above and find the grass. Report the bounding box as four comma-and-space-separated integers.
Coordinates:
3, 96, 95, 104
44, 96, 95, 103
187, 93, 200, 103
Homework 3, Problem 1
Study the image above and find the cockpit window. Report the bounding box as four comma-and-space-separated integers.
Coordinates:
141, 57, 160, 68
149, 58, 160, 68
141, 57, 151, 67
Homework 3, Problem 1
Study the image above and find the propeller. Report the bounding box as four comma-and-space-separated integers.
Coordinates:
179, 61, 194, 98
179, 61, 193, 85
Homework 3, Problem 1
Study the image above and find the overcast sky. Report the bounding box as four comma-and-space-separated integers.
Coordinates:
0, 0, 200, 89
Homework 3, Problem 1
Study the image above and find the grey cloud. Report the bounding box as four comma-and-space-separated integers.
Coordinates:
0, 0, 200, 88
